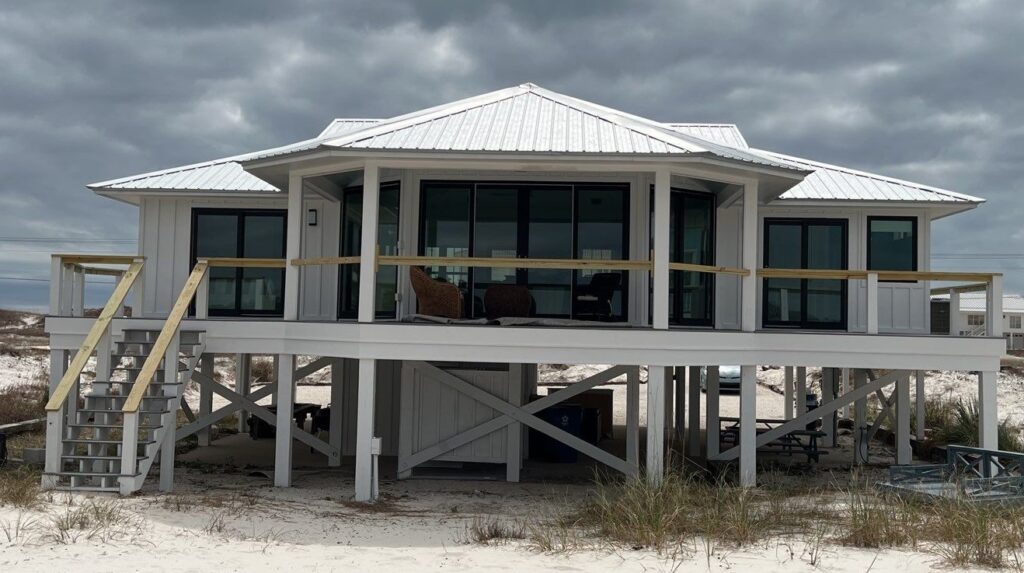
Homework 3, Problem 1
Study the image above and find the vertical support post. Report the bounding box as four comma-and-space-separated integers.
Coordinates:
358, 162, 381, 324
949, 289, 962, 335
158, 331, 181, 492
652, 168, 670, 329
119, 412, 139, 495
626, 366, 639, 474
49, 255, 64, 315
236, 354, 250, 433
646, 366, 666, 485
840, 368, 851, 418
284, 174, 303, 321
687, 365, 701, 457
271, 355, 279, 406
783, 366, 794, 419
673, 366, 685, 443
739, 365, 757, 487
328, 358, 343, 467
71, 267, 85, 317
796, 366, 807, 416
664, 366, 674, 440
896, 373, 911, 464
198, 355, 213, 447
866, 272, 879, 334
987, 275, 1004, 337
915, 370, 926, 440
506, 364, 523, 483
741, 181, 758, 332
42, 410, 63, 489
274, 354, 296, 487
706, 366, 720, 459
59, 264, 74, 316
978, 370, 998, 450
195, 270, 210, 320
354, 358, 377, 501
822, 368, 836, 447
854, 369, 867, 464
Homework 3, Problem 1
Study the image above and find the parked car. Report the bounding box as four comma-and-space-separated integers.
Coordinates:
700, 365, 742, 393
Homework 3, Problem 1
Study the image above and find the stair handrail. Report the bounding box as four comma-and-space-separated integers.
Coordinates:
44, 258, 145, 412
122, 260, 210, 414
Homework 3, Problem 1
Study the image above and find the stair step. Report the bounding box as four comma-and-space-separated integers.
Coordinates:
76, 408, 169, 414
86, 394, 176, 401
100, 380, 182, 386
63, 439, 156, 445
111, 364, 189, 373
68, 423, 161, 430
61, 455, 149, 461
44, 471, 141, 478
52, 486, 121, 493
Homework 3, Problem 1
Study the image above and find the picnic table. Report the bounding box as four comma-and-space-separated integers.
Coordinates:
718, 416, 827, 463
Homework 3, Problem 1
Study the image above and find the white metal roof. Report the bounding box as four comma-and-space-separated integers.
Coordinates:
934, 293, 1024, 314
88, 83, 983, 206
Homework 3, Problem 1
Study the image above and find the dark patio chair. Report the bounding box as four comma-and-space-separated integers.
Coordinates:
410, 266, 463, 319
574, 272, 621, 320
484, 284, 534, 320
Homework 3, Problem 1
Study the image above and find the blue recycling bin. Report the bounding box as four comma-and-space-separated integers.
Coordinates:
531, 404, 583, 463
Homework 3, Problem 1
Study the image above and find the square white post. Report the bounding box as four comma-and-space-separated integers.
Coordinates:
915, 370, 926, 440
158, 331, 181, 492
646, 366, 666, 485
506, 364, 523, 483
274, 354, 296, 487
854, 369, 867, 464
198, 355, 213, 447
706, 366, 720, 458
49, 255, 64, 315
687, 365, 701, 456
664, 366, 674, 440
673, 366, 685, 443
783, 367, 794, 419
739, 365, 757, 487
866, 272, 879, 334
652, 168, 670, 329
987, 275, 1004, 337
949, 289, 962, 335
896, 373, 911, 464
354, 358, 377, 501
822, 368, 836, 446
235, 354, 250, 433
741, 181, 758, 332
796, 366, 807, 416
840, 368, 851, 418
358, 162, 381, 324
284, 174, 304, 321
328, 359, 344, 467
71, 268, 85, 317
626, 366, 640, 474
978, 370, 998, 450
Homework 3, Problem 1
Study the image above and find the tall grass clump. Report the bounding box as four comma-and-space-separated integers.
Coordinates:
0, 466, 42, 508
0, 380, 47, 425
925, 397, 1023, 452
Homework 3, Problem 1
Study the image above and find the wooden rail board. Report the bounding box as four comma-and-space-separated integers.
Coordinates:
123, 261, 209, 413
44, 260, 144, 412
52, 254, 142, 265
199, 257, 286, 268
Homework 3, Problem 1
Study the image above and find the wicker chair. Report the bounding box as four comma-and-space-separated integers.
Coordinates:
409, 266, 463, 319
483, 284, 534, 320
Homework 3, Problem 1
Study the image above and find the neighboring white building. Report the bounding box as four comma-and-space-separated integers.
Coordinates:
41, 83, 1007, 500
934, 292, 1024, 349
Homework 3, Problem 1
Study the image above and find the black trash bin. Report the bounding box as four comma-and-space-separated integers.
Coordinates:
530, 404, 583, 463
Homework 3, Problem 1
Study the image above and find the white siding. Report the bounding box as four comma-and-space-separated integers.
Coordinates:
299, 195, 340, 321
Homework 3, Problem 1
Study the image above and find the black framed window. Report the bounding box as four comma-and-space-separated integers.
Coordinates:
867, 216, 917, 277
763, 218, 848, 329
191, 209, 286, 317
338, 181, 401, 319
418, 181, 629, 320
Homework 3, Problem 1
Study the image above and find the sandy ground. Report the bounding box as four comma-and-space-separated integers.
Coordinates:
0, 469, 983, 572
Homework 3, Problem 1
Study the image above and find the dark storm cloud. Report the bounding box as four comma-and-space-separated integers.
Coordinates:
1, 0, 1022, 309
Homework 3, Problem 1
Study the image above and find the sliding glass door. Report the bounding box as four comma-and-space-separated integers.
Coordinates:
763, 218, 848, 329
669, 191, 715, 326
338, 182, 401, 319
419, 181, 629, 320
191, 209, 286, 316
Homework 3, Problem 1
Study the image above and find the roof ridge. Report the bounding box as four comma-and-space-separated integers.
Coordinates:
316, 118, 382, 138
752, 148, 984, 203
663, 123, 749, 149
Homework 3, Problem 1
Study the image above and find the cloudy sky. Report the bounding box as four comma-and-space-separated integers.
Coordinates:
1, 0, 1021, 310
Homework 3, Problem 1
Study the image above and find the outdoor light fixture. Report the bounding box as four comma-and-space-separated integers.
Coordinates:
307, 208, 318, 226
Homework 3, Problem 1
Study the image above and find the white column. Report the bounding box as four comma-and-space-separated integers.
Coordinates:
354, 359, 377, 501
358, 162, 381, 324
626, 366, 640, 474
796, 366, 807, 416
71, 268, 85, 317
896, 373, 911, 464
822, 368, 836, 447
236, 354, 250, 434
706, 366, 720, 459
198, 355, 214, 447
915, 370, 926, 440
49, 255, 64, 315
739, 365, 757, 487
949, 289, 962, 335
664, 366, 674, 440
506, 364, 523, 483
866, 272, 879, 334
646, 366, 666, 485
329, 359, 344, 467
741, 182, 758, 332
854, 369, 867, 464
673, 366, 685, 443
284, 174, 304, 321
274, 354, 295, 487
987, 275, 1004, 337
840, 368, 851, 418
687, 365, 701, 457
158, 332, 181, 492
652, 168, 670, 329
271, 355, 279, 406
783, 366, 794, 419
978, 370, 998, 450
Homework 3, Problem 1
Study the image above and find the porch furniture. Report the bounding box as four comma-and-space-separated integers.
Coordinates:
881, 445, 1024, 503
719, 416, 827, 463
483, 284, 534, 320
410, 266, 463, 319
573, 272, 621, 320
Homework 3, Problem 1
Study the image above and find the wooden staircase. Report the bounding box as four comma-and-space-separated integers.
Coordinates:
43, 329, 204, 492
